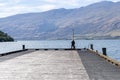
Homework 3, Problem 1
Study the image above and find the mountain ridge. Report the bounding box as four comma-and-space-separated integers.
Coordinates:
0, 1, 120, 40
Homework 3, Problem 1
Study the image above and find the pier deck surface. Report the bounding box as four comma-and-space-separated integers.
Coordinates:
0, 50, 90, 80
78, 50, 120, 80
0, 50, 120, 80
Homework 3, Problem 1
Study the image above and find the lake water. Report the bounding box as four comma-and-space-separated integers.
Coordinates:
0, 40, 120, 61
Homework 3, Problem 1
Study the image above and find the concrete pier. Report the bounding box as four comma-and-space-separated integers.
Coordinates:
0, 50, 90, 80
0, 50, 120, 80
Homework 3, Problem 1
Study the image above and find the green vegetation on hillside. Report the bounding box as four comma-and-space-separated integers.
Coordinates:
0, 31, 14, 42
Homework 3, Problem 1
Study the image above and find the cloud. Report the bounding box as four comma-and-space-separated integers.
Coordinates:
0, 3, 6, 6
36, 4, 56, 11
42, 0, 81, 8
0, 6, 27, 17
109, 0, 120, 1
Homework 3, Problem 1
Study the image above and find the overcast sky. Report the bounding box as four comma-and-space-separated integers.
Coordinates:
0, 0, 120, 18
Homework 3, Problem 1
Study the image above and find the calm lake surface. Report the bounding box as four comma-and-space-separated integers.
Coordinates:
0, 40, 120, 61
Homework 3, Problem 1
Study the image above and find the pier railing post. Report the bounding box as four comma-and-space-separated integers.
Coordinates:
22, 45, 25, 50
102, 48, 107, 56
90, 44, 93, 50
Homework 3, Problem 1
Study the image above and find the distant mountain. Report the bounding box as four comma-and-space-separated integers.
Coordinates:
0, 31, 14, 42
0, 1, 120, 40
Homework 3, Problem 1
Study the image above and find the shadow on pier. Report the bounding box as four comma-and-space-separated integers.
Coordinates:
0, 50, 35, 62
78, 50, 120, 80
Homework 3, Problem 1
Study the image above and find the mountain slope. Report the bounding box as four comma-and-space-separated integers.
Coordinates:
0, 1, 120, 40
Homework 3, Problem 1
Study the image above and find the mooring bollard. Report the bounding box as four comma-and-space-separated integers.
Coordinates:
102, 48, 107, 56
22, 45, 25, 50
90, 44, 93, 50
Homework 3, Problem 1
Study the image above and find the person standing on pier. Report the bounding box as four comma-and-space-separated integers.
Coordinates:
71, 29, 75, 49
71, 40, 75, 49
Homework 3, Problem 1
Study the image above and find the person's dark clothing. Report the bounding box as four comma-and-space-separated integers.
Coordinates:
71, 40, 75, 49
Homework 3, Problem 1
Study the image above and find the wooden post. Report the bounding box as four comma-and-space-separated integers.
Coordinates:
90, 44, 93, 50
102, 48, 107, 56
22, 45, 25, 50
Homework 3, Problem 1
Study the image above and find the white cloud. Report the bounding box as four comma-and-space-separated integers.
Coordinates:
43, 0, 81, 8
109, 0, 120, 2
0, 5, 27, 17
44, 0, 56, 3
36, 4, 56, 11
0, 3, 6, 6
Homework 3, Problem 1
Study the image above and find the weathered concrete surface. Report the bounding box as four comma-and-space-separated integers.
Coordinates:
0, 50, 90, 80
78, 50, 120, 80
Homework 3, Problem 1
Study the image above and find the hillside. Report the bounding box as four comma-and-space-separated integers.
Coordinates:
0, 31, 14, 42
0, 1, 120, 40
